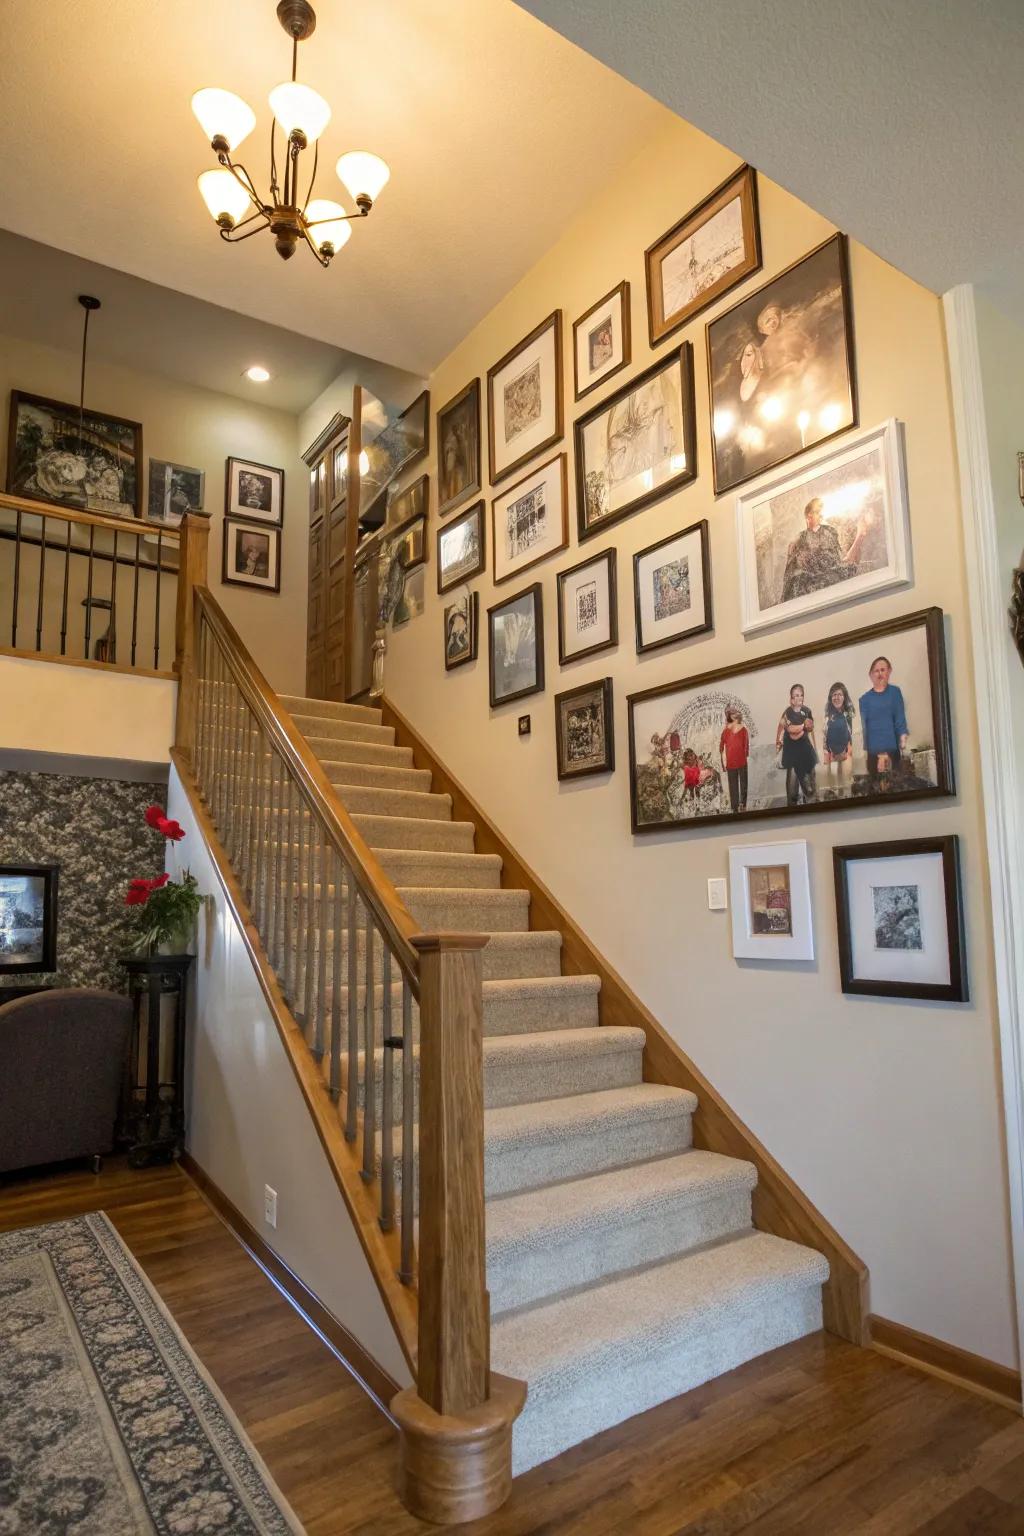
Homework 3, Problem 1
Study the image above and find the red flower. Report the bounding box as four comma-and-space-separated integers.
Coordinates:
144, 805, 165, 830
149, 872, 170, 891
124, 872, 171, 907
144, 804, 186, 842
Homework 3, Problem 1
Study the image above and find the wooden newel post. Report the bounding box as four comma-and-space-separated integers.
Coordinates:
173, 513, 210, 758
391, 933, 526, 1525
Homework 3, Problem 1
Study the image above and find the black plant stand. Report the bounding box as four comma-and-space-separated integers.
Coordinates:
119, 954, 193, 1167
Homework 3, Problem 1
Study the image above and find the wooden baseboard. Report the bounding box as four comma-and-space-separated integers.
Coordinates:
869, 1314, 1022, 1412
179, 1150, 400, 1415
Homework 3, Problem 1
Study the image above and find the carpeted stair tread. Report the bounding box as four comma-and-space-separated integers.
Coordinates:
322, 974, 600, 1039
298, 928, 559, 983
302, 735, 415, 769
374, 848, 502, 889
335, 783, 453, 821
280, 695, 383, 724
356, 814, 476, 852
321, 760, 434, 793
398, 885, 531, 933
484, 1083, 696, 1155
291, 713, 396, 746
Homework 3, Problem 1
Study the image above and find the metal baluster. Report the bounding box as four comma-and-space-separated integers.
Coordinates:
11, 509, 22, 647
380, 950, 395, 1232
34, 514, 46, 653
282, 777, 295, 1004
400, 978, 415, 1282
293, 794, 308, 1023
213, 649, 227, 826
329, 853, 344, 1101
362, 917, 377, 1182
265, 755, 281, 968
346, 884, 359, 1142
109, 530, 118, 664
84, 526, 95, 658
303, 823, 318, 1037
314, 825, 329, 1060
60, 519, 71, 656
252, 730, 268, 933
153, 532, 162, 669
275, 764, 290, 979
130, 534, 141, 667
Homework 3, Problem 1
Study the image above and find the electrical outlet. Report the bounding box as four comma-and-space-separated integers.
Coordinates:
263, 1185, 277, 1229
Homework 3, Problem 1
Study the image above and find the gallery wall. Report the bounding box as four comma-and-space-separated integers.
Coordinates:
384, 114, 1018, 1367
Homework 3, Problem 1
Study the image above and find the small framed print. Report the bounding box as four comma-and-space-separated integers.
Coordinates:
437, 378, 481, 516
491, 453, 568, 585
222, 518, 281, 592
729, 841, 813, 961
633, 519, 712, 655
389, 512, 427, 572
444, 591, 479, 671
437, 500, 485, 594
573, 281, 631, 400
388, 473, 429, 528
557, 548, 618, 665
555, 677, 614, 781
147, 459, 205, 526
488, 582, 544, 708
832, 835, 968, 1001
487, 311, 563, 485
645, 164, 761, 348
226, 456, 284, 526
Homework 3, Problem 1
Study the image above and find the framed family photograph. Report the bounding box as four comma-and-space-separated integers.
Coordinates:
147, 459, 205, 526
555, 677, 615, 781
557, 547, 617, 665
708, 233, 857, 494
633, 519, 712, 655
575, 345, 697, 541
627, 606, 953, 833
222, 518, 281, 592
572, 281, 631, 400
646, 164, 761, 348
360, 390, 430, 513
7, 390, 142, 518
0, 863, 59, 975
226, 456, 284, 526
488, 582, 544, 707
444, 591, 479, 671
437, 500, 485, 594
436, 378, 481, 516
833, 835, 967, 1001
728, 840, 813, 961
737, 418, 910, 635
487, 311, 563, 484
492, 453, 568, 585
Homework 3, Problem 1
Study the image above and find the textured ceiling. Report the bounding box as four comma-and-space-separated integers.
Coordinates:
516, 0, 1024, 323
0, 0, 666, 377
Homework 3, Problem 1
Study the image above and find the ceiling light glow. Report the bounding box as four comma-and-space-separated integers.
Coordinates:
245, 365, 271, 383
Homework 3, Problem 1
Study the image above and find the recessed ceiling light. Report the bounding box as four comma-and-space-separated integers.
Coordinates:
245, 365, 271, 383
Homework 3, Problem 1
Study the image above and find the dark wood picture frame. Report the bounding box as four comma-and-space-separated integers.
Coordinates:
491, 452, 568, 586
833, 835, 968, 1002
0, 862, 59, 975
572, 280, 631, 401
557, 547, 618, 665
7, 389, 144, 518
627, 606, 955, 835
555, 677, 615, 781
486, 311, 563, 485
437, 499, 486, 595
488, 581, 545, 708
388, 509, 427, 572
633, 519, 713, 655
645, 164, 761, 348
706, 231, 857, 496
225, 456, 285, 527
444, 591, 479, 672
388, 473, 429, 528
436, 377, 481, 517
575, 345, 697, 543
221, 517, 282, 594
360, 389, 430, 515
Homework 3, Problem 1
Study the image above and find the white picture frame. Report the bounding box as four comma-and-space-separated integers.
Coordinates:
491, 453, 568, 586
736, 418, 910, 636
729, 839, 814, 961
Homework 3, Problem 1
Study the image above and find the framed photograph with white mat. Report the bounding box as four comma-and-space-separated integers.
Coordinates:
832, 835, 967, 1001
487, 311, 563, 484
557, 547, 617, 664
572, 281, 630, 400
491, 453, 568, 585
633, 519, 712, 654
729, 840, 813, 961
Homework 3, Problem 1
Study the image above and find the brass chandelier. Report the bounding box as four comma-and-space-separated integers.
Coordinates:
192, 0, 389, 266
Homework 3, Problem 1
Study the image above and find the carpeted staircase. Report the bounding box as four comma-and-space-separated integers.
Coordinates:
278, 692, 830, 1475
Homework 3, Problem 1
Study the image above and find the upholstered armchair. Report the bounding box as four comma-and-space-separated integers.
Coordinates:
0, 988, 131, 1175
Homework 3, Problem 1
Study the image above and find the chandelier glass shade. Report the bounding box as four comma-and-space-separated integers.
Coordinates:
192, 0, 388, 266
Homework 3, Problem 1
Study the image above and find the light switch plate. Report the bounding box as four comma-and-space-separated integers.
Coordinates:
707, 877, 728, 911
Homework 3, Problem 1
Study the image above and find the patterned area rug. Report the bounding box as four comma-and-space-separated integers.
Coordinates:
0, 1213, 304, 1535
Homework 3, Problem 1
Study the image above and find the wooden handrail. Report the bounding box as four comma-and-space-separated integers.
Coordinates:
0, 488, 183, 541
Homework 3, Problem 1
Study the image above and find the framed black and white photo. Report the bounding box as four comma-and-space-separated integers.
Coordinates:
360, 390, 430, 513
437, 500, 485, 594
737, 418, 910, 635
7, 390, 142, 518
708, 233, 857, 494
488, 582, 544, 707
728, 840, 813, 961
555, 677, 614, 781
487, 312, 563, 485
226, 456, 284, 526
573, 281, 631, 400
491, 453, 568, 585
437, 378, 481, 516
833, 835, 967, 1001
633, 519, 712, 655
222, 518, 281, 592
627, 607, 953, 834
575, 346, 696, 542
557, 547, 618, 665
444, 591, 479, 671
0, 863, 59, 975
147, 459, 205, 526
646, 164, 761, 348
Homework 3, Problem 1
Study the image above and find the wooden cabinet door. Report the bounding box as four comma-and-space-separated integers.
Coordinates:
305, 515, 326, 698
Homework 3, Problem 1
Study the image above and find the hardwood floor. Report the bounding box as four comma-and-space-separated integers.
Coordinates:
2, 1159, 1023, 1534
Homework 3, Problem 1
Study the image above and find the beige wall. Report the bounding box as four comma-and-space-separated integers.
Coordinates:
0, 653, 175, 763
385, 116, 1018, 1365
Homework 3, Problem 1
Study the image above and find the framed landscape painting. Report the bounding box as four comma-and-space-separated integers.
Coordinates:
627, 607, 953, 834
491, 453, 568, 585
572, 281, 631, 400
575, 345, 696, 541
707, 233, 857, 494
437, 500, 485, 594
645, 164, 761, 347
633, 519, 712, 654
226, 456, 284, 526
437, 378, 481, 516
488, 582, 544, 707
7, 390, 142, 518
487, 312, 563, 484
557, 547, 617, 665
555, 677, 615, 780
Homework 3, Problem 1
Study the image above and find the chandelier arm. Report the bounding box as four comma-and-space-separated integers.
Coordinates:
304, 207, 370, 227
219, 213, 273, 244
302, 138, 319, 213
221, 157, 268, 212
300, 221, 331, 267
226, 207, 272, 234
269, 119, 280, 205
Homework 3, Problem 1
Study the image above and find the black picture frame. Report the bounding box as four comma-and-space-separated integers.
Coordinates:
7, 389, 143, 519
437, 499, 486, 595
221, 518, 282, 593
633, 519, 713, 655
557, 547, 618, 665
436, 377, 481, 516
225, 456, 285, 526
486, 311, 563, 486
833, 835, 968, 1002
574, 345, 697, 542
488, 582, 545, 708
0, 863, 59, 975
555, 677, 615, 781
444, 591, 479, 671
627, 606, 954, 835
